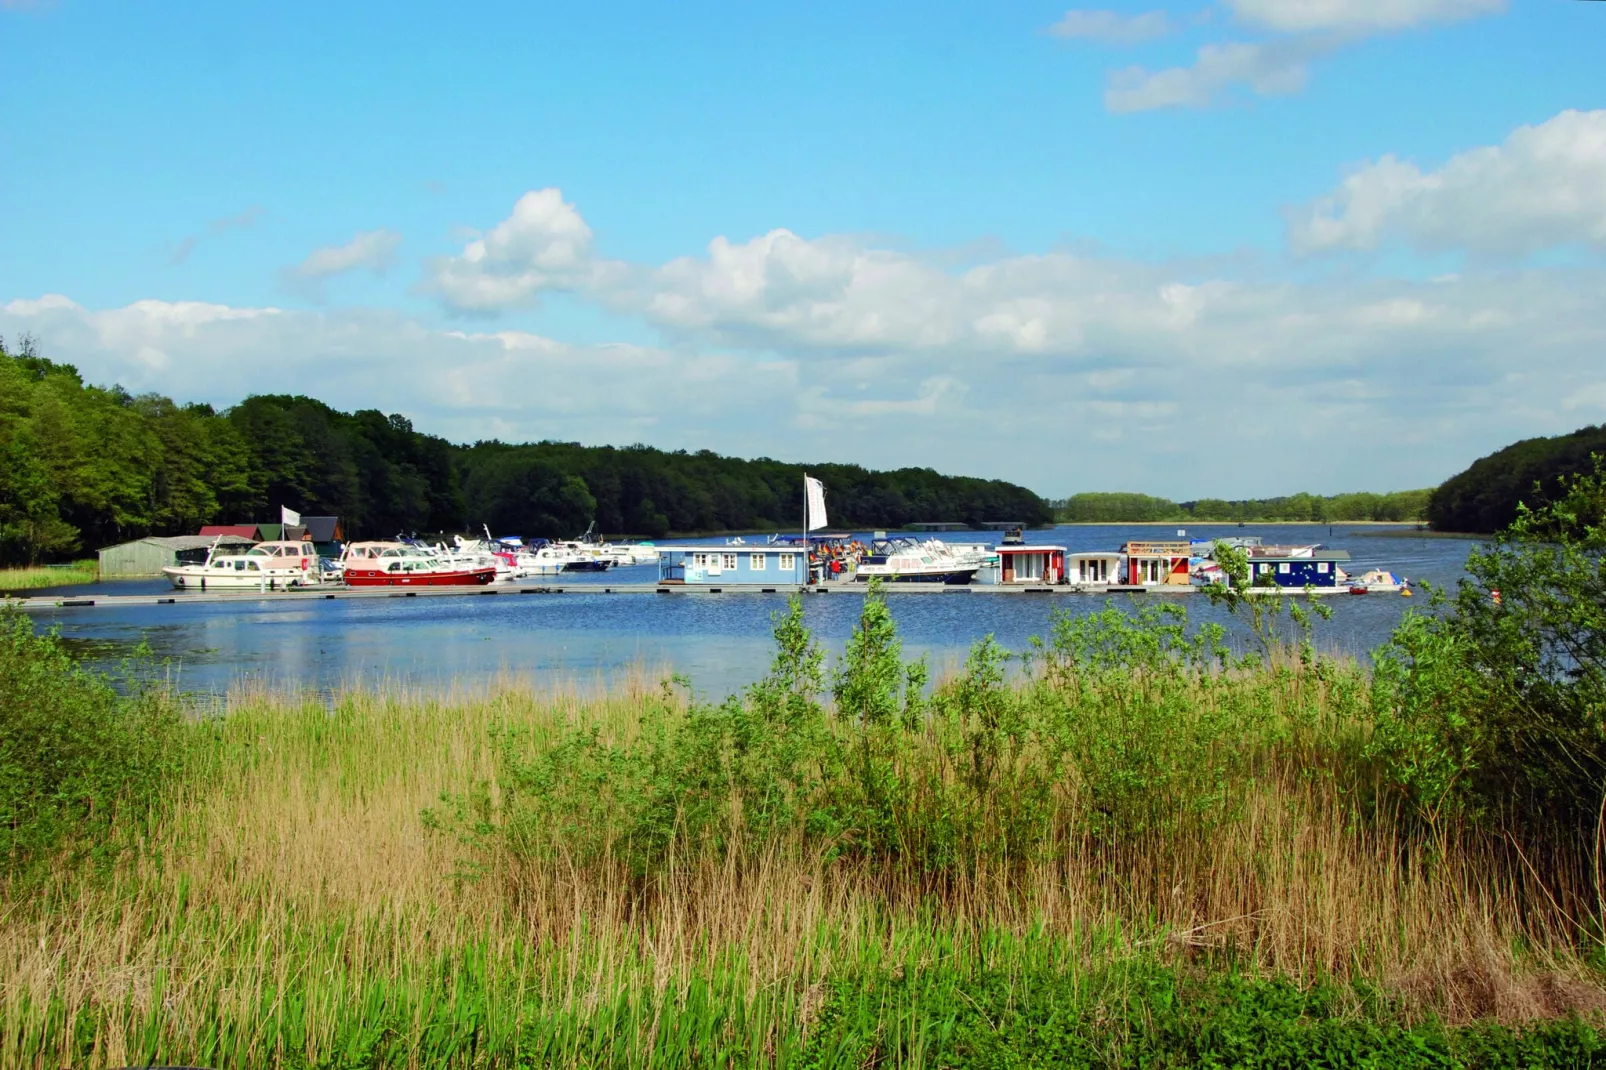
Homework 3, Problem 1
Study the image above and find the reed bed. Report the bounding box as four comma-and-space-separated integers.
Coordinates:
2, 601, 1604, 1067
0, 560, 98, 591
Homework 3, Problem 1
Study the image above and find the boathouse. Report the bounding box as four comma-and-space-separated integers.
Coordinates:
1249, 550, 1351, 588
1066, 551, 1123, 586
990, 544, 1067, 585
98, 534, 255, 578
1123, 541, 1192, 586
659, 545, 808, 584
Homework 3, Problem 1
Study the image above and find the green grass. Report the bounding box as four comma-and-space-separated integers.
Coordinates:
0, 559, 98, 590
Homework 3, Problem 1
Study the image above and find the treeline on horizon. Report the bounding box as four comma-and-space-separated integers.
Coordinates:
1052, 489, 1433, 524
0, 337, 1051, 565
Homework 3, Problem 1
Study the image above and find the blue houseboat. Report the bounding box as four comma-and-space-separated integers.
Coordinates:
659, 545, 809, 585
1249, 550, 1351, 588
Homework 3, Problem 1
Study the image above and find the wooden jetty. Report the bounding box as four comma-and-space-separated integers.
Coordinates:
4, 581, 1360, 612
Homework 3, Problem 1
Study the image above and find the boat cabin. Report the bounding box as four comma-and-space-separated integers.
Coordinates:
992, 544, 1066, 584
1249, 550, 1351, 588
1123, 541, 1192, 586
659, 545, 808, 585
1066, 551, 1123, 586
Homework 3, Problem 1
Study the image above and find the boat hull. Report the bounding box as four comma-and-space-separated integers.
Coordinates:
563, 560, 611, 572
342, 567, 497, 587
855, 568, 976, 585
162, 568, 319, 591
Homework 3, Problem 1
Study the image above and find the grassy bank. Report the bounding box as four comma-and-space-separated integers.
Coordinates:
4, 577, 1606, 1067
0, 560, 98, 591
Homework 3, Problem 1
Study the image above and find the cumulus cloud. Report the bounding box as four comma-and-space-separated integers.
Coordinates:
1047, 8, 1173, 44
1228, 0, 1504, 34
1105, 36, 1334, 112
426, 188, 612, 313
1290, 109, 1606, 256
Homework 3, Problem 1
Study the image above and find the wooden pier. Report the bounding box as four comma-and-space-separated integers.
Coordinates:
4, 581, 1366, 612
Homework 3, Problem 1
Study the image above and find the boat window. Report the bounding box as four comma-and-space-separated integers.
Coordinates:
1278, 563, 1291, 574
246, 561, 259, 571
779, 553, 795, 571
1317, 562, 1329, 573
750, 554, 766, 571
722, 554, 737, 570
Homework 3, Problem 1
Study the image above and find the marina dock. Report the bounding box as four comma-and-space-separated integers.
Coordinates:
5, 581, 1369, 612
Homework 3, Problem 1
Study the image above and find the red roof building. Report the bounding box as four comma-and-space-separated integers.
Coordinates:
198, 524, 264, 541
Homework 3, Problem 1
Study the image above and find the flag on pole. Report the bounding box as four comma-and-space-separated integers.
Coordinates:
804, 476, 827, 532
281, 505, 302, 528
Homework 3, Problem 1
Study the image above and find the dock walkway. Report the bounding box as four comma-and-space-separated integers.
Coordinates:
5, 581, 1358, 611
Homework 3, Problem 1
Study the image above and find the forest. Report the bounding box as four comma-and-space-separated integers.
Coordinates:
1429, 423, 1606, 533
1054, 488, 1432, 524
0, 336, 1051, 564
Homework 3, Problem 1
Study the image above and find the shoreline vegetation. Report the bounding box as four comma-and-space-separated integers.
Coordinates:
1051, 489, 1433, 526
0, 560, 98, 590
3, 472, 1605, 1068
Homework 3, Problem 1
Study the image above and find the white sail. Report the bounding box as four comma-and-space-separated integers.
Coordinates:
804, 476, 827, 531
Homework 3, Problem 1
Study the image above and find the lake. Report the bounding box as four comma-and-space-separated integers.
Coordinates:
27, 524, 1480, 699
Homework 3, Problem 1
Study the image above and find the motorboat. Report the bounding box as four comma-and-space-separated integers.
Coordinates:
514, 544, 578, 576
340, 541, 497, 586
855, 537, 978, 585
162, 539, 325, 590
1348, 569, 1410, 594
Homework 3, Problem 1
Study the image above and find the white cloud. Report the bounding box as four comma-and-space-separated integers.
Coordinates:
1047, 8, 1173, 44
1105, 36, 1333, 112
1228, 0, 1503, 34
427, 188, 610, 313
11, 251, 1606, 496
284, 229, 403, 299
1093, 0, 1503, 113
1291, 109, 1606, 256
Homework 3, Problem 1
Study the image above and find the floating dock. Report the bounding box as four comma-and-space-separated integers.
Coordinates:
5, 581, 1370, 611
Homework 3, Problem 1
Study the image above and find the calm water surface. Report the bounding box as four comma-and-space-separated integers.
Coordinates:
33, 525, 1479, 698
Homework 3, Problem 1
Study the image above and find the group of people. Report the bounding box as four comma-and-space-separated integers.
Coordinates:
807, 539, 866, 581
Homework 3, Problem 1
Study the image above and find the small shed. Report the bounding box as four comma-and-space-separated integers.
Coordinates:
659, 545, 808, 584
1250, 550, 1351, 588
1066, 551, 1123, 586
98, 535, 255, 577
1123, 541, 1192, 586
991, 544, 1067, 584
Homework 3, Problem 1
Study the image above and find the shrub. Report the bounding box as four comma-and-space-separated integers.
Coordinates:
1370, 460, 1606, 836
0, 608, 185, 873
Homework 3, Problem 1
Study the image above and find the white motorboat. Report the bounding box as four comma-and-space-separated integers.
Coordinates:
162, 539, 325, 590
854, 537, 978, 585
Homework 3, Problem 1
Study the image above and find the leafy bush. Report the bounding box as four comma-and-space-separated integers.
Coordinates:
1371, 460, 1606, 835
0, 608, 185, 873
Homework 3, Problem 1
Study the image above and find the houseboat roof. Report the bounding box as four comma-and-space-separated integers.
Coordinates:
1253, 550, 1352, 562
1123, 541, 1192, 555
1066, 550, 1125, 559
995, 544, 1067, 553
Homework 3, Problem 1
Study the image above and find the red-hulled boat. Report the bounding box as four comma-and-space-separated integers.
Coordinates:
340, 541, 498, 587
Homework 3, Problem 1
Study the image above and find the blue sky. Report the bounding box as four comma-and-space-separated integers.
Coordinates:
3, 0, 1604, 498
